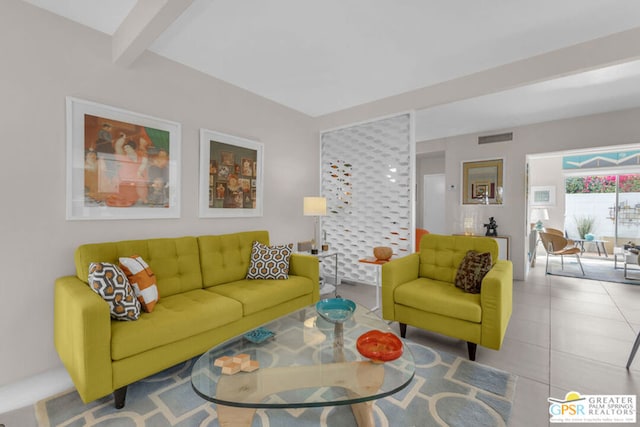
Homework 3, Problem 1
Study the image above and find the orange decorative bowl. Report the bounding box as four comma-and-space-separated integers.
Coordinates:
356, 330, 403, 362
373, 246, 393, 261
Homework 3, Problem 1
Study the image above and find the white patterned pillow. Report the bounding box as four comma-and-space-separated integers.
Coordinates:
88, 262, 141, 321
119, 255, 159, 313
246, 241, 293, 280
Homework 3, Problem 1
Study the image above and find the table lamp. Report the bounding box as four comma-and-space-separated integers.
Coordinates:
303, 197, 327, 254
530, 208, 549, 231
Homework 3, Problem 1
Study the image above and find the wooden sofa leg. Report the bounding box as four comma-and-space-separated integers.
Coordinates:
114, 386, 128, 409
467, 342, 477, 361
399, 322, 407, 338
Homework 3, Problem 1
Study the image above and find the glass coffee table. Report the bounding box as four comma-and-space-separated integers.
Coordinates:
191, 301, 415, 426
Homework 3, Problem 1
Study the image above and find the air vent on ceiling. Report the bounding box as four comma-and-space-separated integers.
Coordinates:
478, 132, 513, 144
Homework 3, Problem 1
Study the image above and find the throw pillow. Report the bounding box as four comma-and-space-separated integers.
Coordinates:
88, 262, 141, 321
246, 241, 293, 280
454, 250, 492, 294
119, 255, 159, 312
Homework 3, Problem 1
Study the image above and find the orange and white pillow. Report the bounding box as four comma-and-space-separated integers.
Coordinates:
119, 255, 159, 312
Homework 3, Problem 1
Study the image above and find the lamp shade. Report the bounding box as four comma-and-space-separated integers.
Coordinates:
530, 208, 549, 222
303, 197, 327, 216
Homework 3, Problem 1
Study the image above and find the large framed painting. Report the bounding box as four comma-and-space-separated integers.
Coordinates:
199, 129, 263, 217
66, 97, 181, 220
462, 158, 504, 205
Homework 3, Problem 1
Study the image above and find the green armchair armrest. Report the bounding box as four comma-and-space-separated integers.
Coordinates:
381, 253, 419, 320
479, 259, 513, 350
289, 253, 320, 302
54, 276, 113, 403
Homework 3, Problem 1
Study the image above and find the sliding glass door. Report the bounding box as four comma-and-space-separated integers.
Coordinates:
565, 174, 640, 248
612, 174, 640, 247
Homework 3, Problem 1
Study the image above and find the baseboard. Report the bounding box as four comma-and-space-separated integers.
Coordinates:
0, 368, 72, 414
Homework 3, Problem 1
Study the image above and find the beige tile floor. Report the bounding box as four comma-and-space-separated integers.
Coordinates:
337, 254, 640, 427
3, 254, 640, 426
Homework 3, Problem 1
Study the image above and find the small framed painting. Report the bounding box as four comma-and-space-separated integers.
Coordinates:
66, 97, 181, 220
531, 186, 556, 206
199, 129, 263, 217
462, 158, 504, 205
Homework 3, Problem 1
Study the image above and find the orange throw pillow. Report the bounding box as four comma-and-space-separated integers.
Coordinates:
119, 255, 159, 312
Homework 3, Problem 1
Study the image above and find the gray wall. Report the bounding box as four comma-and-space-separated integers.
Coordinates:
439, 110, 640, 280
0, 1, 316, 388
415, 152, 446, 229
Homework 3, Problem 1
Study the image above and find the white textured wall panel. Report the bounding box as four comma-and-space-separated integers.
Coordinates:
320, 113, 414, 284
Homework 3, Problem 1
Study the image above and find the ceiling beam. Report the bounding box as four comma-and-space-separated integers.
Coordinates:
112, 0, 193, 67
316, 25, 640, 129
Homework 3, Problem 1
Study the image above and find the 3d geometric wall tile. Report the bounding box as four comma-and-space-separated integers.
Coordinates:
320, 113, 414, 284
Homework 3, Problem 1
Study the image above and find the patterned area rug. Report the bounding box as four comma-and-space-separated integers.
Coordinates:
36, 342, 516, 427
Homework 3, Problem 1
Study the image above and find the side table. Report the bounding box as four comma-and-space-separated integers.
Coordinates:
614, 247, 640, 280
305, 251, 340, 297
358, 257, 391, 312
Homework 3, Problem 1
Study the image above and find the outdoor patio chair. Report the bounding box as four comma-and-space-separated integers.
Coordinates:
543, 227, 576, 246
539, 231, 585, 275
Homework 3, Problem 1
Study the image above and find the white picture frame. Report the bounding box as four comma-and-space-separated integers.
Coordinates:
66, 97, 181, 220
531, 185, 556, 206
199, 129, 264, 218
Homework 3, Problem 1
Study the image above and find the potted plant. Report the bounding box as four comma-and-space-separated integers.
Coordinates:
574, 215, 596, 239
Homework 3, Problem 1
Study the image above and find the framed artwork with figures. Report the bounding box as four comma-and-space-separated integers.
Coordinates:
66, 97, 181, 220
199, 129, 263, 217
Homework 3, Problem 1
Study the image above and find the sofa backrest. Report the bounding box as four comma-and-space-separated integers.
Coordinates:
198, 230, 270, 287
75, 236, 202, 298
419, 234, 498, 283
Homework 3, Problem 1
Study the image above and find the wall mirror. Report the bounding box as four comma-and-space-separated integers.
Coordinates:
462, 158, 504, 204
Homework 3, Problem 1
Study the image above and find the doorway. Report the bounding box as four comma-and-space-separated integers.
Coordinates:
423, 173, 446, 233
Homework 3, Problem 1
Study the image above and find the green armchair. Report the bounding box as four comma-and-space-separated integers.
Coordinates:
381, 234, 513, 360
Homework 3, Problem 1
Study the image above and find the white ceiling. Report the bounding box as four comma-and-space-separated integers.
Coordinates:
22, 0, 640, 140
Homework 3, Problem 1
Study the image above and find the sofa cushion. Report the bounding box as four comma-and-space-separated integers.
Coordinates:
394, 278, 482, 323
246, 241, 293, 280
199, 231, 270, 287
76, 237, 202, 298
454, 250, 492, 294
419, 234, 498, 283
119, 255, 159, 312
88, 262, 140, 321
209, 275, 314, 316
110, 289, 243, 360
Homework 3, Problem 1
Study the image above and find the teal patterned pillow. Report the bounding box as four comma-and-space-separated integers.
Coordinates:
88, 262, 141, 321
246, 241, 293, 280
454, 250, 492, 294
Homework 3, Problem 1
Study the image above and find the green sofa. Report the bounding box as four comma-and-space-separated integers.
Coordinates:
54, 230, 319, 408
381, 234, 513, 360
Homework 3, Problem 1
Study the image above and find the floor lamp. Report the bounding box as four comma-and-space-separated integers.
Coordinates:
303, 197, 327, 254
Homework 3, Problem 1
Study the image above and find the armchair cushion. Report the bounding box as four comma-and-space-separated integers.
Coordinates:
454, 250, 492, 294
394, 278, 482, 322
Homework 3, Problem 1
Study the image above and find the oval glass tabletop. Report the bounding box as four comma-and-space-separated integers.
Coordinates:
191, 302, 415, 409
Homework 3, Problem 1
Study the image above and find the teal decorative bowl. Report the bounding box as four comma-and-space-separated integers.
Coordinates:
243, 327, 274, 343
585, 233, 595, 241
315, 298, 356, 324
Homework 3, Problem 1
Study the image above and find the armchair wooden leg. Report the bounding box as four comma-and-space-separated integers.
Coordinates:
114, 386, 128, 409
467, 342, 477, 361
399, 322, 407, 338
